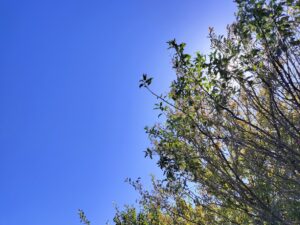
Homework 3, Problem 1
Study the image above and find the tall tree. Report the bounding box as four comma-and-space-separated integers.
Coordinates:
115, 0, 300, 224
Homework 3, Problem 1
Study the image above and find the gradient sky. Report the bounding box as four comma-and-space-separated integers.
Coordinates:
0, 1, 236, 224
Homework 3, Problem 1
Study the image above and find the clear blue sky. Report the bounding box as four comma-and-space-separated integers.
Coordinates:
0, 1, 235, 224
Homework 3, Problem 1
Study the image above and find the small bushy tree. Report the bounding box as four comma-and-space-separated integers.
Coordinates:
115, 0, 300, 224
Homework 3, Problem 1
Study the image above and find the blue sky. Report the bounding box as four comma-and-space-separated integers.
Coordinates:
0, 1, 235, 224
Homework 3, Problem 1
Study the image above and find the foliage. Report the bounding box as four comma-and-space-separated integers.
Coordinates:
79, 209, 91, 225
115, 0, 300, 224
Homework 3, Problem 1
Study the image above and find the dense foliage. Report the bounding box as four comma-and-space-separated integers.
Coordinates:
113, 0, 300, 224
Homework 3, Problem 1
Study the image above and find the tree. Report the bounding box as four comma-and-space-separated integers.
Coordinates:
115, 0, 300, 224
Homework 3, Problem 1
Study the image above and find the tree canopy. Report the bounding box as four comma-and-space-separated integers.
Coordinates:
113, 0, 300, 224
